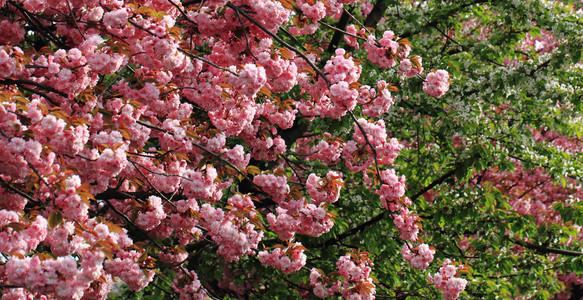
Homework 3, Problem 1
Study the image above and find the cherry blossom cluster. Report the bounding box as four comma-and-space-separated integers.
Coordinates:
172, 270, 207, 300
401, 243, 435, 270
297, 48, 362, 119
357, 80, 396, 117
373, 169, 407, 211
104, 250, 155, 292
345, 118, 402, 172
364, 30, 412, 69
336, 251, 376, 299
134, 196, 166, 231
5, 253, 111, 300
309, 250, 376, 299
423, 70, 450, 98
344, 25, 364, 49
309, 268, 342, 298
257, 242, 307, 274
400, 56, 424, 78
199, 200, 263, 262
0, 210, 47, 253
295, 132, 344, 166
289, 0, 345, 35
393, 207, 421, 242
306, 171, 343, 205
267, 198, 334, 241
428, 259, 468, 300
253, 173, 291, 203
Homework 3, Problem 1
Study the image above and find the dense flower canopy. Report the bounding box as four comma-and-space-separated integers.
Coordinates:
0, 0, 582, 299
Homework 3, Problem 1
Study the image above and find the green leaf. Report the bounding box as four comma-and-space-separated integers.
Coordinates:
48, 211, 63, 229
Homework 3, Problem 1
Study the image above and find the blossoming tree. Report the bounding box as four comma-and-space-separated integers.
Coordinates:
0, 0, 582, 299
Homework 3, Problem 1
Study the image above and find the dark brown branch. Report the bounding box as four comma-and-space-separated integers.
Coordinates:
178, 48, 239, 76
0, 178, 42, 206
0, 79, 68, 98
102, 198, 163, 248
511, 238, 583, 257
363, 0, 389, 29
9, 1, 69, 49
11, 85, 60, 107
326, 10, 352, 53
232, 4, 258, 60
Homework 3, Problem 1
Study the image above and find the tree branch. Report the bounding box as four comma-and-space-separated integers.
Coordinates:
326, 9, 352, 53
511, 238, 583, 257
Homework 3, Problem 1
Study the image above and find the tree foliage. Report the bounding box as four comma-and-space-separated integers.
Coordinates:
0, 0, 582, 299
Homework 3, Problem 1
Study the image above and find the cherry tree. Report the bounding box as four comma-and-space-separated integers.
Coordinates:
0, 0, 581, 299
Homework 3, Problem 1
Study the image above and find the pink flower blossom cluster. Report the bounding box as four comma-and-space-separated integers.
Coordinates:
336, 252, 376, 299
294, 133, 345, 165
401, 243, 435, 270
357, 81, 396, 117
310, 252, 376, 299
309, 268, 341, 298
360, 1, 374, 16
297, 48, 362, 119
306, 171, 343, 205
393, 207, 420, 242
428, 260, 468, 300
345, 118, 402, 172
105, 250, 155, 292
344, 25, 363, 49
168, 199, 203, 246
253, 173, 290, 203
134, 196, 166, 231
6, 252, 111, 300
0, 20, 25, 44
257, 47, 298, 93
199, 202, 263, 262
0, 210, 47, 253
375, 169, 407, 211
257, 242, 307, 274
423, 70, 450, 98
267, 198, 334, 241
158, 247, 189, 265
400, 56, 424, 78
183, 166, 228, 203
172, 270, 207, 300
364, 31, 405, 69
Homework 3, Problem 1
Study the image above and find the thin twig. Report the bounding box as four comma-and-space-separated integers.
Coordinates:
343, 8, 373, 36
178, 48, 239, 76
233, 6, 258, 60
0, 178, 41, 205
347, 111, 383, 182
103, 198, 164, 248
129, 159, 170, 202
318, 20, 367, 41
510, 237, 583, 257
166, 0, 198, 27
